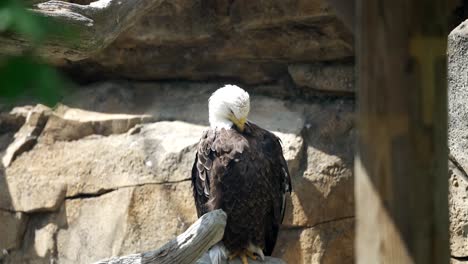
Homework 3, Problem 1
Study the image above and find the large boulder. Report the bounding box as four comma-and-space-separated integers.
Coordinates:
63, 0, 353, 85
0, 82, 355, 264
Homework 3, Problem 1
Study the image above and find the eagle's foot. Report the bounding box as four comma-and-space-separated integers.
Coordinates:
228, 249, 260, 264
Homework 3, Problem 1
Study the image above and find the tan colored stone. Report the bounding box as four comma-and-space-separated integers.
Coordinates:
1, 179, 67, 213
274, 218, 354, 264
3, 188, 133, 264
1, 105, 64, 212
33, 223, 59, 258
118, 182, 197, 255
5, 121, 205, 202
5, 181, 196, 264
0, 211, 27, 251
1, 136, 67, 212
273, 132, 305, 177
449, 161, 468, 258
40, 105, 153, 144
284, 149, 353, 227
2, 105, 51, 167
10, 217, 60, 263
56, 188, 134, 263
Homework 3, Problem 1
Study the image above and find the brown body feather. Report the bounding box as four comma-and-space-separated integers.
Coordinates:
191, 122, 291, 255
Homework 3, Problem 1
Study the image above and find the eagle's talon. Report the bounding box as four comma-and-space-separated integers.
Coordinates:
245, 250, 257, 260
229, 249, 258, 264
241, 254, 249, 264
228, 253, 238, 261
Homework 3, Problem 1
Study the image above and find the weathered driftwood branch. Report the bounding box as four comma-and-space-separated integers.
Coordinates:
93, 209, 286, 264
0, 0, 165, 61
94, 210, 227, 264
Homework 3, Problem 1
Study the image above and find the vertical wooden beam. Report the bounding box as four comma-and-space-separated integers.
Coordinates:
355, 0, 450, 263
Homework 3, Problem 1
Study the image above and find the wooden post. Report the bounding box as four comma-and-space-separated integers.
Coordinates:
355, 0, 450, 263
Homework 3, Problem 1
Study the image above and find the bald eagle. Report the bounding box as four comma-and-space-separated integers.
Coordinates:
191, 85, 291, 264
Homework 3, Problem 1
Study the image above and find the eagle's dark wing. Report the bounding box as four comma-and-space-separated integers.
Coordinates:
258, 127, 292, 255
191, 128, 246, 217
191, 129, 215, 217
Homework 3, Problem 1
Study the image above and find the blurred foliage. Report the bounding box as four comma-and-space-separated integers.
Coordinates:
0, 0, 73, 107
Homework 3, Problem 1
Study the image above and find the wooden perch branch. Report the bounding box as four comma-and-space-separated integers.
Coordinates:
93, 209, 286, 264
94, 209, 227, 264
0, 0, 165, 61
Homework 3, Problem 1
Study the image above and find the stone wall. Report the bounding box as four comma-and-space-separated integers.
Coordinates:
0, 83, 355, 264
1, 0, 468, 263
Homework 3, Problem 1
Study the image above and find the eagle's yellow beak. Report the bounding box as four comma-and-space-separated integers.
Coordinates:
230, 115, 247, 132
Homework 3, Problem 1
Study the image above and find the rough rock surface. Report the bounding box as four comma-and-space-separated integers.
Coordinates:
284, 102, 354, 227
288, 63, 354, 94
40, 105, 154, 144
63, 0, 353, 85
275, 218, 354, 264
449, 162, 468, 258
449, 19, 468, 175
2, 104, 51, 167
0, 211, 27, 252
0, 82, 355, 264
448, 20, 468, 261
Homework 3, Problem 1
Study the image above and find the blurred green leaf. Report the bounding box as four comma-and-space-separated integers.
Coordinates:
0, 0, 74, 106
10, 5, 48, 43
0, 56, 68, 106
0, 7, 13, 31
0, 1, 72, 44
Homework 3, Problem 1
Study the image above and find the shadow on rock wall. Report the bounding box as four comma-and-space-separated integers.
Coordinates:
275, 100, 355, 263
0, 116, 22, 260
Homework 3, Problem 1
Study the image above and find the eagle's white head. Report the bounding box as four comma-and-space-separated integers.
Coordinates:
209, 84, 250, 132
